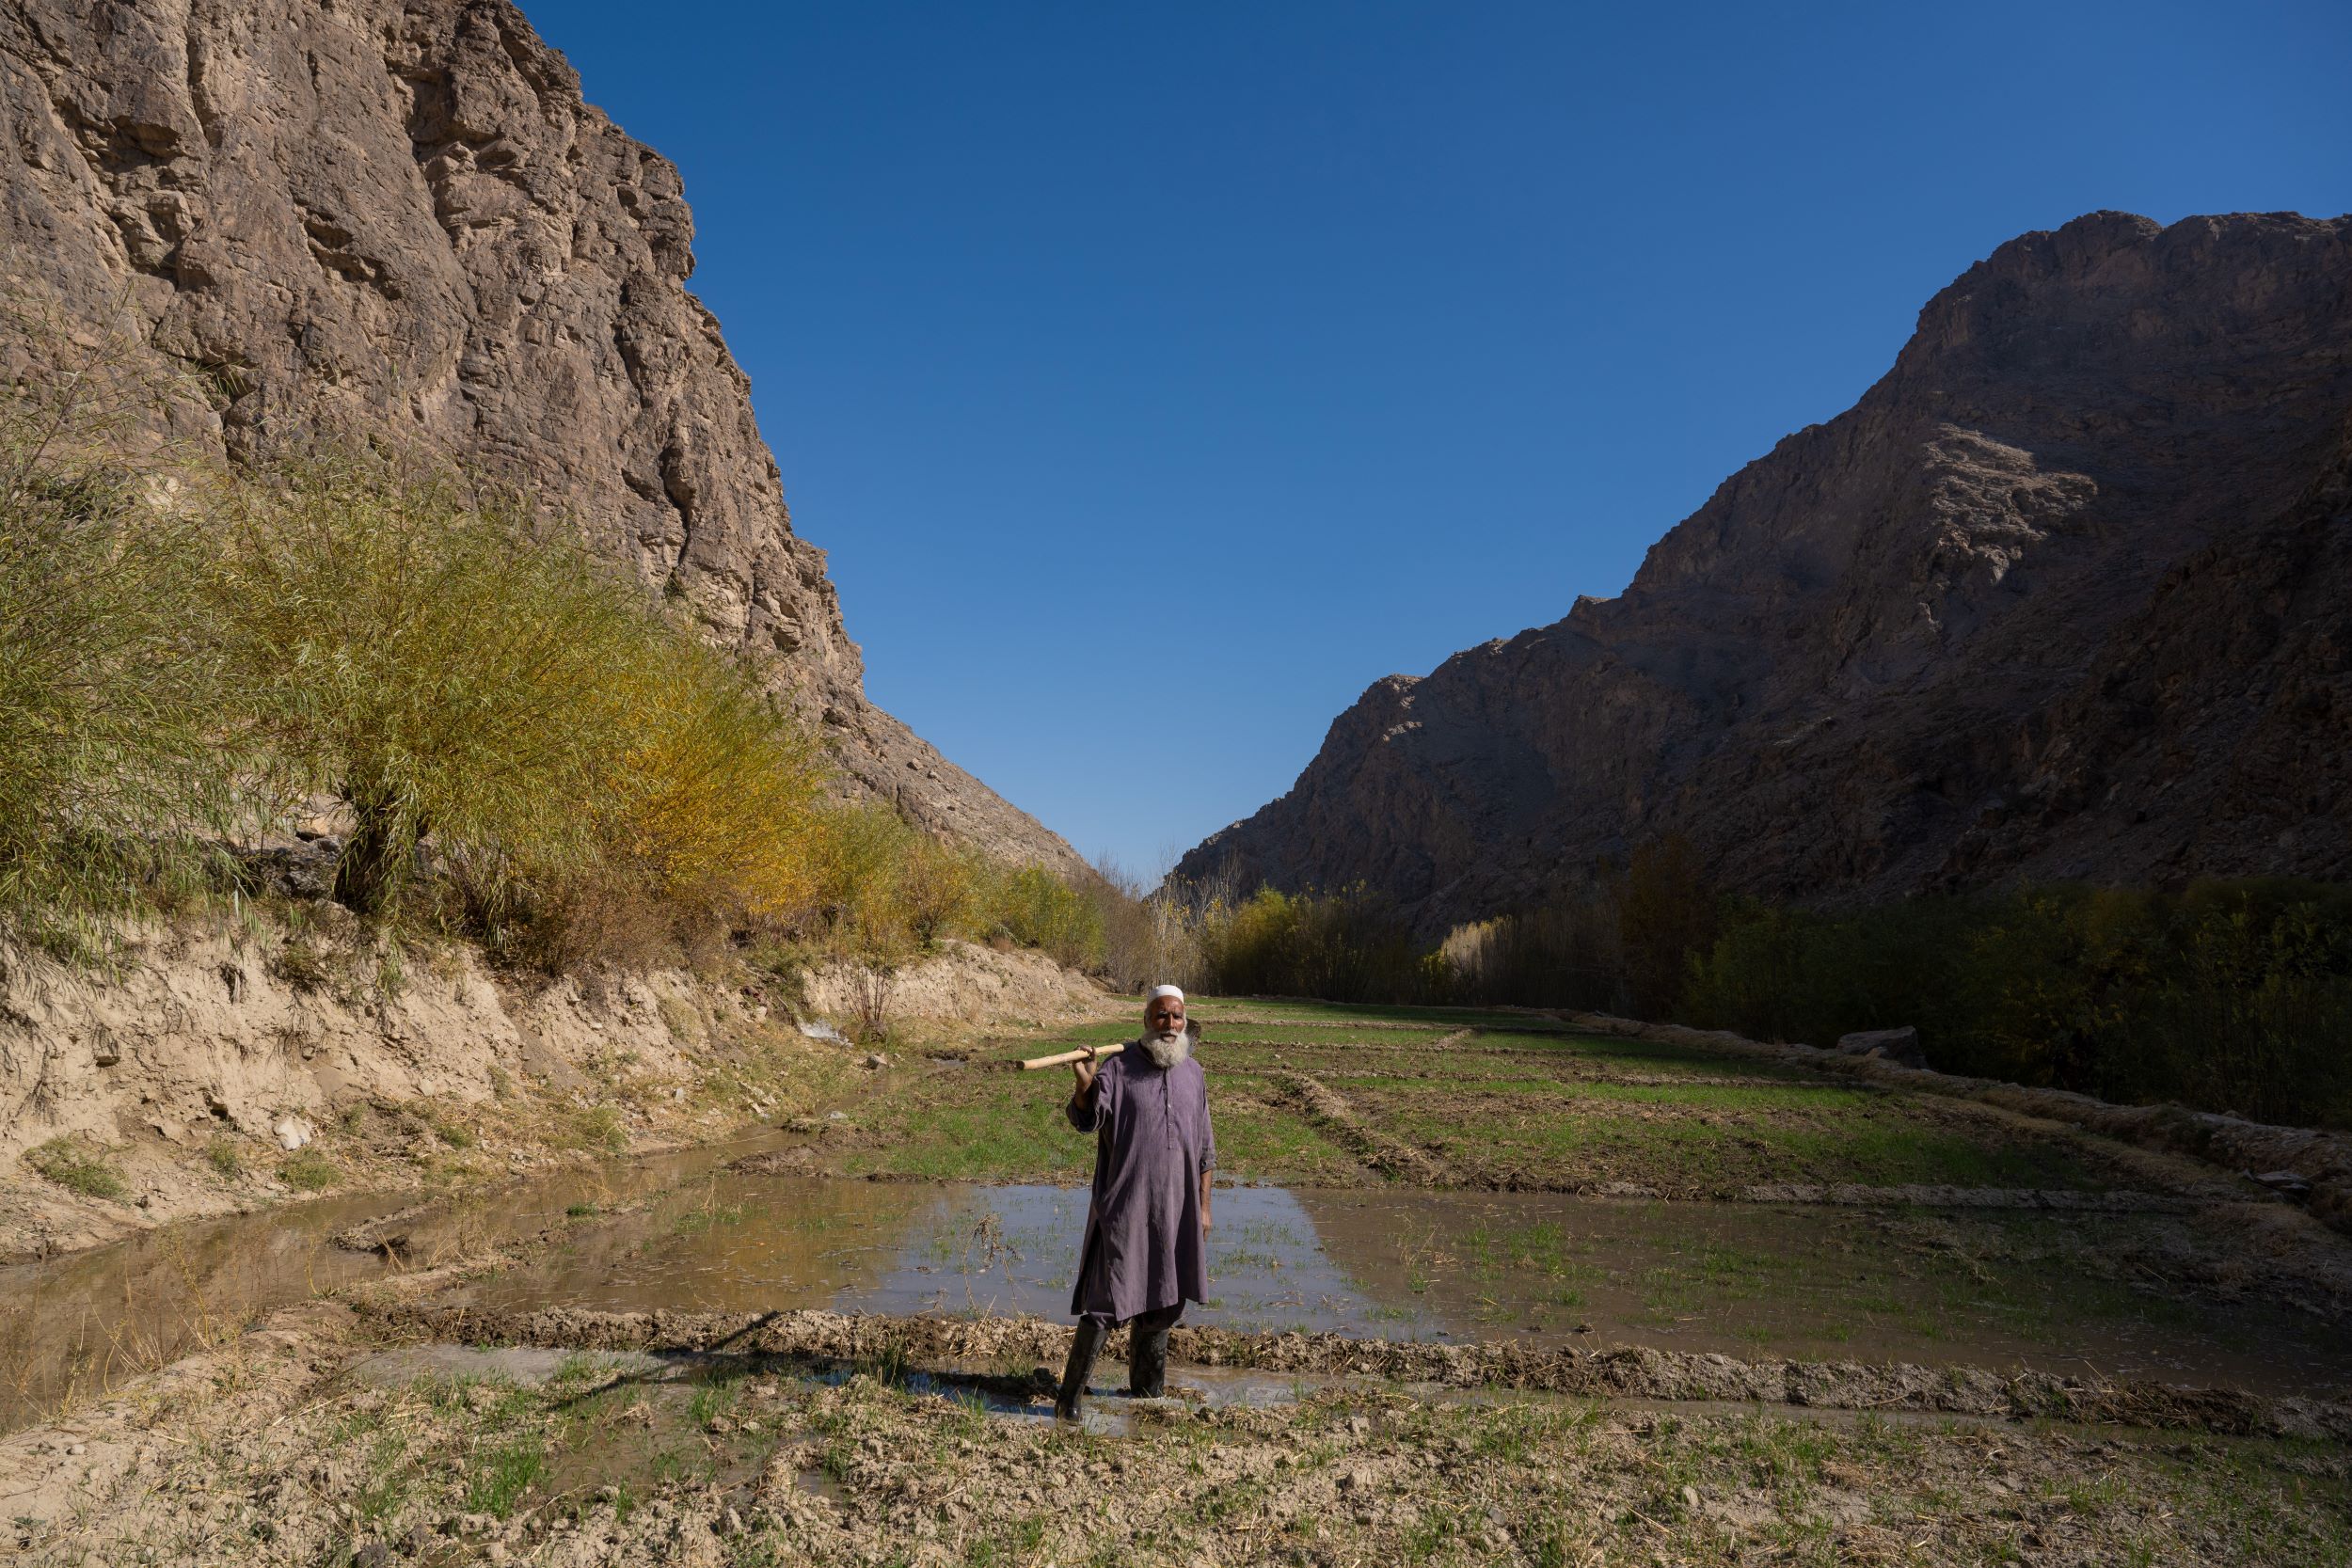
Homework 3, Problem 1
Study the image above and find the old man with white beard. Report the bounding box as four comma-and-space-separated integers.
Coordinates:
1053, 984, 1216, 1420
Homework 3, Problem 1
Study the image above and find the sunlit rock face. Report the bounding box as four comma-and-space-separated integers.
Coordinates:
1179, 212, 2352, 927
0, 0, 1082, 872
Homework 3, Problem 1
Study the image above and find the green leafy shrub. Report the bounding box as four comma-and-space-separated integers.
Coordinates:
203, 1136, 244, 1178
1194, 884, 1444, 1003
1613, 837, 1720, 1019
1129, 854, 2352, 1128
894, 835, 981, 948
809, 801, 920, 959
1678, 880, 2352, 1126
0, 361, 1111, 987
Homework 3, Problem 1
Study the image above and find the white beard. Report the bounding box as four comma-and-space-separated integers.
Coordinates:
1140, 1028, 1191, 1069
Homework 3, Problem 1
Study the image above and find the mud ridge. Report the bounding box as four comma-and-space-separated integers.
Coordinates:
365, 1304, 2352, 1443
1734, 1183, 2188, 1212
1567, 1013, 2352, 1234
1215, 1016, 1541, 1034
1261, 1064, 1824, 1089
330, 1202, 438, 1255
1266, 1070, 1460, 1185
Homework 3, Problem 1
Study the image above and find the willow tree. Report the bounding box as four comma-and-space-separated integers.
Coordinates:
203, 454, 656, 916
0, 362, 230, 957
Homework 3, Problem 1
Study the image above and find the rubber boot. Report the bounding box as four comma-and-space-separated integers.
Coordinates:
1055, 1317, 1109, 1420
1129, 1307, 1180, 1399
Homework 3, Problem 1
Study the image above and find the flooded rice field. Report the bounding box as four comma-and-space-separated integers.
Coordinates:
11, 1150, 2350, 1430
443, 1174, 2352, 1399
10, 1002, 2352, 1567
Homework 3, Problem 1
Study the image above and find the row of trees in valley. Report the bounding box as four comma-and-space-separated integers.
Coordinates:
1129, 842, 2352, 1132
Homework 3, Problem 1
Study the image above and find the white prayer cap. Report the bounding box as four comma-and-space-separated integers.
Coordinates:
1147, 985, 1185, 1004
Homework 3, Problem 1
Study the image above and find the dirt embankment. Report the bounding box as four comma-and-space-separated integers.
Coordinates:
16, 1280, 2349, 1568
800, 942, 1120, 1027
0, 915, 1115, 1263
1565, 1013, 2352, 1234
370, 1303, 2352, 1444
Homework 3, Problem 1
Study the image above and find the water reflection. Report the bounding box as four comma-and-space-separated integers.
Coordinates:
0, 1134, 772, 1430
454, 1180, 1438, 1343
10, 1158, 2350, 1433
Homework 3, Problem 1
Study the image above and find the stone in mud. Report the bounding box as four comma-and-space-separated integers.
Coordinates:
273, 1116, 316, 1151
1836, 1027, 1926, 1069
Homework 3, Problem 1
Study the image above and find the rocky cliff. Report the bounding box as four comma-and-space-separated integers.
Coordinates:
1177, 212, 2352, 927
0, 0, 1080, 871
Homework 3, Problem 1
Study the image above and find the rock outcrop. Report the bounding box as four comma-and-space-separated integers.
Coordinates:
1178, 212, 2352, 926
0, 0, 1080, 871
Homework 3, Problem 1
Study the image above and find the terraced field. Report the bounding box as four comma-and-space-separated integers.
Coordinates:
12, 998, 2352, 1566
848, 1001, 2185, 1199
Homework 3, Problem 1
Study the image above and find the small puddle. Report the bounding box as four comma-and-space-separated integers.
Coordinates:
9, 1154, 2351, 1433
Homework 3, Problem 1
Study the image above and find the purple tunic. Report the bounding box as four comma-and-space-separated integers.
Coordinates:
1066, 1042, 1216, 1322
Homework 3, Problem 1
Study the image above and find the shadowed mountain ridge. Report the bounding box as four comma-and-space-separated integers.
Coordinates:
1176, 211, 2352, 927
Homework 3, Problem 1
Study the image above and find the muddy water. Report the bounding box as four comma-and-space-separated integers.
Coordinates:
10, 1154, 2352, 1433
451, 1172, 2352, 1400
449, 1180, 1422, 1339
0, 1133, 779, 1431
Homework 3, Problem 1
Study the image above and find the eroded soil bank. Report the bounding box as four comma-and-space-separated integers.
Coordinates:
0, 920, 1119, 1262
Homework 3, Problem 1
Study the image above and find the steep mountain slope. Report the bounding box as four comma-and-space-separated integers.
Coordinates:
0, 0, 1080, 871
1177, 212, 2352, 927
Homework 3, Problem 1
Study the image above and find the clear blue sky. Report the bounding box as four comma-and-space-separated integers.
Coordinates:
531, 0, 2351, 876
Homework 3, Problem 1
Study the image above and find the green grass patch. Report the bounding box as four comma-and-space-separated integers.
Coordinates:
24, 1137, 126, 1200
849, 1084, 1092, 1180
1210, 1106, 1363, 1180
1375, 1095, 2105, 1191
674, 1201, 746, 1236
567, 1104, 628, 1154
278, 1148, 339, 1191
466, 1437, 547, 1516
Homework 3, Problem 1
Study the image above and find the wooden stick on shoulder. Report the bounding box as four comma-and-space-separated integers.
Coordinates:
1020, 1042, 1126, 1071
